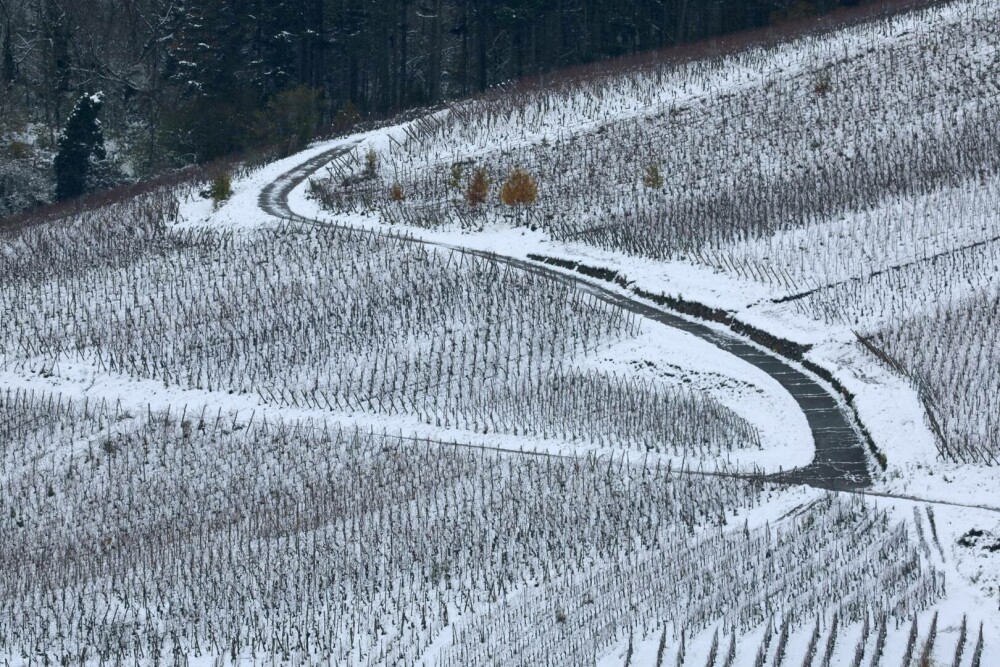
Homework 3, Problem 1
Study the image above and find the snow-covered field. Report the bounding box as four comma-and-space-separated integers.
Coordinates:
0, 388, 947, 666
1, 0, 998, 664
301, 0, 999, 661
313, 0, 1000, 469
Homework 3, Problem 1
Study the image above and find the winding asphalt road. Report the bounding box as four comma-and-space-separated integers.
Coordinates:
259, 143, 872, 492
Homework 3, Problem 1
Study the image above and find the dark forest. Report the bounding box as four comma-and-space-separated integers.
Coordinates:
0, 0, 865, 213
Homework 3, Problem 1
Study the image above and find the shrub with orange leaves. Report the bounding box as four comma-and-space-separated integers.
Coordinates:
465, 167, 490, 208
500, 167, 538, 207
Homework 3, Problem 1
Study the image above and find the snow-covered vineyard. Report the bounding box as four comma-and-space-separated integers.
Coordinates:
317, 0, 1000, 466
0, 391, 942, 666
1, 0, 999, 665
1, 202, 764, 466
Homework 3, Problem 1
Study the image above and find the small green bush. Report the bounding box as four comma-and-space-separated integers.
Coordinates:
449, 163, 465, 190
208, 172, 233, 207
364, 149, 378, 178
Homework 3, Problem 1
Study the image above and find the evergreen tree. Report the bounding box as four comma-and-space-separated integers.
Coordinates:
164, 0, 255, 160
35, 0, 73, 126
1, 20, 16, 87
249, 0, 307, 97
53, 92, 107, 201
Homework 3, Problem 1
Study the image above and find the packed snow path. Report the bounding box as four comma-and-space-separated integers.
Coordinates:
259, 143, 871, 492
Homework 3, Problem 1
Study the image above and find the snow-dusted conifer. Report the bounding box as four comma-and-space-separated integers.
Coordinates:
53, 92, 106, 200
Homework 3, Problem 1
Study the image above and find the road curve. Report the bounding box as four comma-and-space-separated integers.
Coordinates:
259, 143, 872, 492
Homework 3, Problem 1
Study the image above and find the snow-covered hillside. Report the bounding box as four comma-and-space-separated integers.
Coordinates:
301, 0, 1000, 660
0, 0, 997, 664
312, 0, 1000, 484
